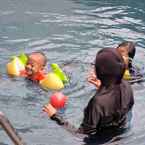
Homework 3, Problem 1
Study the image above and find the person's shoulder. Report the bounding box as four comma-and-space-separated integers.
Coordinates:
91, 89, 113, 106
120, 80, 132, 91
121, 80, 132, 88
120, 80, 134, 99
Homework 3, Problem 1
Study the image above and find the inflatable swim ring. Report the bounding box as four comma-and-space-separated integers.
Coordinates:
51, 63, 69, 83
123, 69, 131, 80
40, 72, 64, 90
18, 53, 28, 65
7, 56, 25, 76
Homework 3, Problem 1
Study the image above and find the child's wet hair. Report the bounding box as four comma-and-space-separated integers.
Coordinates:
117, 41, 136, 59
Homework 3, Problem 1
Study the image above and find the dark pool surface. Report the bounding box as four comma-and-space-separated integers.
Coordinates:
1, 0, 145, 144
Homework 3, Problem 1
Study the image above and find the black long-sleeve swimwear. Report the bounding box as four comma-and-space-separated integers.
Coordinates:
50, 80, 134, 135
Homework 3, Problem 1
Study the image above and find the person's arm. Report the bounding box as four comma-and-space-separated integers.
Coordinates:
43, 104, 78, 135
43, 96, 101, 135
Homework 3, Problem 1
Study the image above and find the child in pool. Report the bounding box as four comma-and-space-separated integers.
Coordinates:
115, 41, 143, 81
25, 52, 47, 81
89, 41, 136, 85
88, 41, 136, 87
88, 41, 139, 87
43, 49, 134, 135
116, 41, 136, 73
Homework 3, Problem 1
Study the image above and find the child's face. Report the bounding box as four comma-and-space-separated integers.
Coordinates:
25, 59, 41, 76
25, 53, 45, 76
117, 47, 129, 68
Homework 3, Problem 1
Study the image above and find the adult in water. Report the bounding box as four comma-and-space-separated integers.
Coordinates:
43, 49, 134, 136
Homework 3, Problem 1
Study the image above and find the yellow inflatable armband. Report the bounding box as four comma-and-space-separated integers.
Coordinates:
7, 56, 25, 76
123, 69, 131, 80
51, 63, 69, 83
18, 53, 28, 65
39, 72, 64, 90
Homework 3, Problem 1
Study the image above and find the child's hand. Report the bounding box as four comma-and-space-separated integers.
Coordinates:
87, 70, 101, 89
42, 104, 57, 117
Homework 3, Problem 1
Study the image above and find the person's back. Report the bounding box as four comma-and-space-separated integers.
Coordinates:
92, 80, 133, 130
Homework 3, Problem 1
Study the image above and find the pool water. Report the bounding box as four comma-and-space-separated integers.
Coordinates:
0, 0, 145, 144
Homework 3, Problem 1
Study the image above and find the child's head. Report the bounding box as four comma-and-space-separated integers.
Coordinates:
25, 52, 47, 76
116, 41, 136, 68
95, 49, 125, 88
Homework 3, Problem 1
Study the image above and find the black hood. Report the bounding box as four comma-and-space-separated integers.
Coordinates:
95, 48, 125, 87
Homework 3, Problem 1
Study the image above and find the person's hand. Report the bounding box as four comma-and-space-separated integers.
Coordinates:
42, 104, 57, 117
87, 70, 101, 89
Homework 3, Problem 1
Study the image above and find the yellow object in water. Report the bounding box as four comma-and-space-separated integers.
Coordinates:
7, 56, 25, 76
39, 72, 64, 90
123, 69, 131, 80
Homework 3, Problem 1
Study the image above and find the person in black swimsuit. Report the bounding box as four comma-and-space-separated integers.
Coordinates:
43, 49, 134, 136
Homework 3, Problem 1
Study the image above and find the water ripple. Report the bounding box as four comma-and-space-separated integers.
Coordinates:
0, 0, 145, 144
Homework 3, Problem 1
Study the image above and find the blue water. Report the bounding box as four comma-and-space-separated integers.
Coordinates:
1, 0, 145, 144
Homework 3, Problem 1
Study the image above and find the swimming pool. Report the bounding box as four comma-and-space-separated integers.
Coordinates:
0, 0, 145, 144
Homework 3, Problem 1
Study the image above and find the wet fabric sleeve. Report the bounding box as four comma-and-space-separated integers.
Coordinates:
50, 114, 78, 135
50, 96, 101, 135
